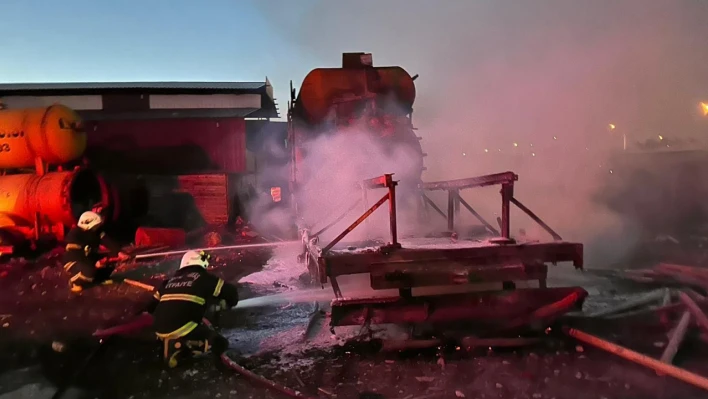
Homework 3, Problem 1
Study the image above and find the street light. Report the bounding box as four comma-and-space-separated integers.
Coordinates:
609, 123, 626, 151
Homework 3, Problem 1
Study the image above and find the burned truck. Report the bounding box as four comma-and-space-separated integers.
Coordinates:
262, 53, 588, 333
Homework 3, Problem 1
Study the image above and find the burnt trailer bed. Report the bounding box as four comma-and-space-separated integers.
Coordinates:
297, 172, 586, 328
307, 238, 582, 293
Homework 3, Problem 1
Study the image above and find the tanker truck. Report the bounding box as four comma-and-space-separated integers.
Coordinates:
0, 104, 112, 251
255, 52, 425, 237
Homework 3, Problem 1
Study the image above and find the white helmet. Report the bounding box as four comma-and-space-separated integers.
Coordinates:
77, 211, 103, 231
180, 250, 210, 269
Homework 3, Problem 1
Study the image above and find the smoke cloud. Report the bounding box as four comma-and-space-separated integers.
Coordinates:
251, 0, 708, 268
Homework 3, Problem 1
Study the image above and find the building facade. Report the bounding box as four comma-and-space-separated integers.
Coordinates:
0, 81, 280, 231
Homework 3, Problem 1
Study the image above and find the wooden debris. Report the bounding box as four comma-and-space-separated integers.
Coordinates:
564, 327, 708, 392
654, 263, 708, 291
660, 311, 692, 364
678, 291, 708, 333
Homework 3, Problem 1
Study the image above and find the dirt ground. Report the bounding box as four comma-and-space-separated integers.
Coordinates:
0, 247, 707, 399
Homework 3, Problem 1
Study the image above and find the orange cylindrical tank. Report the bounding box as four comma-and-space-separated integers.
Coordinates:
0, 169, 109, 228
0, 104, 87, 169
296, 67, 416, 125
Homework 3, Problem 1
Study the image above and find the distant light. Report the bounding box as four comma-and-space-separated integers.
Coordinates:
531, 152, 536, 157
498, 149, 502, 152
658, 135, 663, 140
484, 148, 489, 153
609, 124, 616, 130
585, 147, 589, 150
553, 136, 557, 140
609, 169, 614, 174
701, 102, 708, 116
513, 142, 518, 147
462, 152, 466, 156
530, 143, 533, 147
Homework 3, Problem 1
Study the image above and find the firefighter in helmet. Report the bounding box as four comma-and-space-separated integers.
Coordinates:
145, 250, 239, 368
62, 211, 129, 293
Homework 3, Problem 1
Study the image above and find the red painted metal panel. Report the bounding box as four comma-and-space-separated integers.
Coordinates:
85, 118, 246, 174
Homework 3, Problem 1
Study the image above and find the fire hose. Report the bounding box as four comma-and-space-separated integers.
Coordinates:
130, 241, 302, 261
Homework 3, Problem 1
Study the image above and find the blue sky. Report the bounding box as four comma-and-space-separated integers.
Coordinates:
0, 0, 321, 116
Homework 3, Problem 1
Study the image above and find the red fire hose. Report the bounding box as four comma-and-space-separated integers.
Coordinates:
197, 319, 315, 399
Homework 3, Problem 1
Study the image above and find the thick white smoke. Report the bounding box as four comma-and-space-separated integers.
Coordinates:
251, 0, 708, 268
250, 124, 438, 244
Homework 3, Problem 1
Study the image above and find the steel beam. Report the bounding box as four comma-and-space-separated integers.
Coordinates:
419, 172, 518, 191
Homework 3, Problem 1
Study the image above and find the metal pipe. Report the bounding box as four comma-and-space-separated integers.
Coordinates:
312, 198, 362, 238
456, 195, 500, 236
133, 241, 301, 260
322, 193, 389, 254
388, 181, 398, 246
447, 190, 455, 231
564, 327, 708, 392
421, 193, 447, 220
509, 197, 562, 240
500, 183, 513, 239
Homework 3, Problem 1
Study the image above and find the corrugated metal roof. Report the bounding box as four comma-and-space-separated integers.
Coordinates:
0, 81, 267, 91
77, 108, 261, 121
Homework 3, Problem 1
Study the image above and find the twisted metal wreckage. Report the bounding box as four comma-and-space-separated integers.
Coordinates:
297, 171, 586, 332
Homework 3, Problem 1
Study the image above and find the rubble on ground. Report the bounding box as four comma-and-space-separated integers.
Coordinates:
2, 226, 708, 397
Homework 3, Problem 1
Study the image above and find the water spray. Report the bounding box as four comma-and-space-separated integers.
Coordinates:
132, 241, 302, 261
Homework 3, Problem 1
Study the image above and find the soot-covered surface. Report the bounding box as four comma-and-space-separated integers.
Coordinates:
0, 247, 707, 399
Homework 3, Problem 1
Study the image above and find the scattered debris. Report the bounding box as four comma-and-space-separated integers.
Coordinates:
220, 353, 315, 399
660, 311, 692, 365
564, 327, 708, 392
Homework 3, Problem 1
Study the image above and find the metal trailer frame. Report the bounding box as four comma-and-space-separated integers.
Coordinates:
298, 171, 583, 301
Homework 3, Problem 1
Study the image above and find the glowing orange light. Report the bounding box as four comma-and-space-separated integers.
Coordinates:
658, 135, 663, 140
608, 124, 616, 130
270, 187, 282, 203
513, 142, 518, 147
701, 102, 708, 116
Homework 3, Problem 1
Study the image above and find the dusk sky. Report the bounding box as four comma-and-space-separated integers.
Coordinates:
4, 0, 708, 259
3, 0, 708, 167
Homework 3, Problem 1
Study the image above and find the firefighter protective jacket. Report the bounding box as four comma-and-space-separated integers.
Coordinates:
63, 227, 122, 265
148, 266, 239, 339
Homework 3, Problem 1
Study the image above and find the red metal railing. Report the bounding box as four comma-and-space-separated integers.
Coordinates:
419, 171, 562, 241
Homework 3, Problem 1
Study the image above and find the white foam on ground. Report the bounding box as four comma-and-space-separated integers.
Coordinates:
237, 246, 306, 287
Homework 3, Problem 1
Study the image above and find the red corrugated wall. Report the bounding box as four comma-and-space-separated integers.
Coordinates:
85, 118, 247, 174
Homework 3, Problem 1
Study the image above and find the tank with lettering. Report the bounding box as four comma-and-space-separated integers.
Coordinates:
0, 104, 87, 169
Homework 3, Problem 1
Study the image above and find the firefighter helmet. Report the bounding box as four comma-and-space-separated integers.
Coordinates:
180, 250, 210, 269
77, 211, 103, 231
